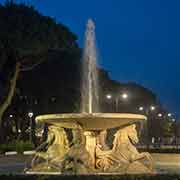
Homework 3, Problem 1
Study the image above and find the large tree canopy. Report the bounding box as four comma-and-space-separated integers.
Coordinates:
0, 1, 79, 127
0, 1, 78, 57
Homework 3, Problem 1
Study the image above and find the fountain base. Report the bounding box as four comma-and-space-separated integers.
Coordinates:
27, 113, 154, 174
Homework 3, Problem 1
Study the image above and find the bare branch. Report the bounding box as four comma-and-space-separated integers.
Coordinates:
19, 48, 69, 72
20, 57, 45, 71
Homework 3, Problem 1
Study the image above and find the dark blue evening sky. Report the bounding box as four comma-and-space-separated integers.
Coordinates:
1, 0, 180, 117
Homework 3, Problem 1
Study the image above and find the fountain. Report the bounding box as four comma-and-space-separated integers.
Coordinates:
81, 19, 99, 113
27, 19, 154, 174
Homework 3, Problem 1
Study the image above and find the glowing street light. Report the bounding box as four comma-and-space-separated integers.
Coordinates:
106, 94, 112, 100
9, 114, 13, 118
150, 106, 155, 111
121, 93, 128, 99
168, 113, 172, 117
28, 111, 34, 142
158, 113, 162, 117
28, 112, 34, 118
172, 118, 176, 122
114, 93, 129, 112
139, 106, 144, 111
139, 105, 156, 149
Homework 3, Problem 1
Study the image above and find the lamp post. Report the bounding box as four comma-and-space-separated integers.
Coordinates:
158, 113, 162, 117
139, 105, 156, 148
150, 106, 155, 111
106, 92, 129, 112
28, 111, 34, 143
138, 105, 156, 115
139, 106, 144, 111
106, 94, 113, 112
106, 94, 112, 100
168, 113, 172, 117
122, 93, 128, 100
172, 118, 175, 122
171, 118, 178, 148
115, 93, 129, 112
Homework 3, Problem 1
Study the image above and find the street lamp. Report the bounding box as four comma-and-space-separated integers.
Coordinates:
158, 113, 162, 117
28, 111, 34, 142
172, 118, 176, 122
138, 105, 156, 148
106, 94, 112, 112
139, 106, 144, 111
106, 94, 112, 100
115, 92, 129, 112
138, 105, 156, 113
121, 93, 128, 100
9, 114, 13, 118
150, 106, 155, 111
105, 94, 113, 112
28, 112, 34, 118
168, 113, 172, 117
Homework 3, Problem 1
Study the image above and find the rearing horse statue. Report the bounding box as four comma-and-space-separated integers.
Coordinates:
96, 124, 154, 173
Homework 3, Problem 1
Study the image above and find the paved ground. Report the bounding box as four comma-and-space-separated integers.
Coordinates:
0, 155, 32, 174
0, 154, 180, 174
152, 153, 180, 174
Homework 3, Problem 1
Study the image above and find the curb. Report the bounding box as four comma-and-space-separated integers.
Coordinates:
4, 151, 35, 156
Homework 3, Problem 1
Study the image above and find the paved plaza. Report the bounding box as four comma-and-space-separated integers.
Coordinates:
0, 154, 180, 174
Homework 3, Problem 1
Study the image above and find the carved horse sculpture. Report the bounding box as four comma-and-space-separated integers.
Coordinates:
30, 125, 69, 171
30, 125, 93, 173
59, 128, 94, 174
96, 124, 154, 173
29, 123, 154, 174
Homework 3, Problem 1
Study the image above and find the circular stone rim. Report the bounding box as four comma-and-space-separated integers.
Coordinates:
35, 113, 146, 130
36, 113, 147, 122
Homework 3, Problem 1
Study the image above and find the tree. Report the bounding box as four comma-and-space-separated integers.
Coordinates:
0, 2, 79, 139
162, 119, 174, 138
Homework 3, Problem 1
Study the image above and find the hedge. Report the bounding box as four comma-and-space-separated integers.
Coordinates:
0, 141, 34, 154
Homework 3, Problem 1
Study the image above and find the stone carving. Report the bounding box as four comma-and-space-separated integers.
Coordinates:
29, 123, 154, 174
30, 125, 69, 171
96, 124, 154, 173
97, 130, 109, 150
59, 128, 94, 174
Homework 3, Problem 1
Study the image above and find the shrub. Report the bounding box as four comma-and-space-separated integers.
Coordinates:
0, 141, 34, 154
15, 141, 34, 154
0, 143, 15, 153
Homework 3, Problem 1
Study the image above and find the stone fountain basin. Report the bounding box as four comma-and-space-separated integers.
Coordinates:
36, 113, 146, 130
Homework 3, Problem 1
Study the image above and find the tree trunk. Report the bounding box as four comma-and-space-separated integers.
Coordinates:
0, 62, 20, 126
30, 117, 37, 147
42, 123, 48, 142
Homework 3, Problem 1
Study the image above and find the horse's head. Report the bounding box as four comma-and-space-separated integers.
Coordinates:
113, 124, 139, 150
127, 124, 139, 145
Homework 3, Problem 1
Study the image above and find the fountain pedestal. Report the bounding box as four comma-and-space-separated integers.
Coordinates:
84, 131, 97, 167
28, 113, 154, 174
